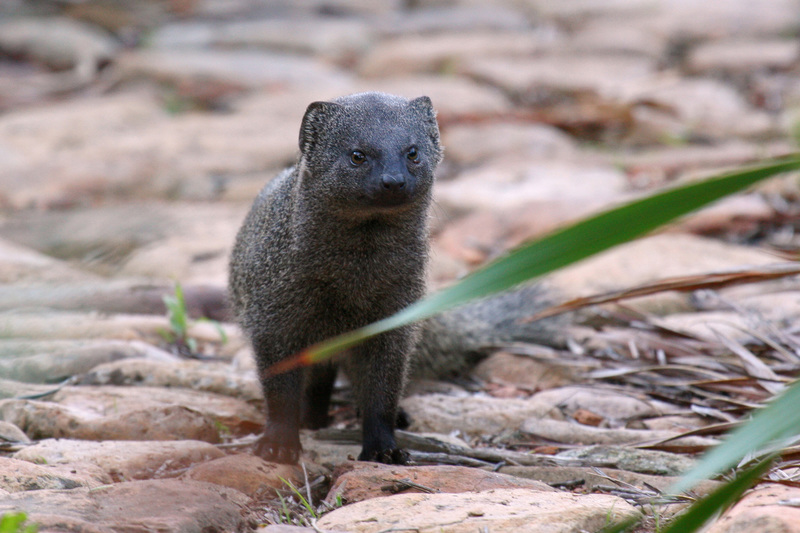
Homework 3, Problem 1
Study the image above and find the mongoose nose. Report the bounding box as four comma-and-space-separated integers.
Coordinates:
381, 174, 406, 191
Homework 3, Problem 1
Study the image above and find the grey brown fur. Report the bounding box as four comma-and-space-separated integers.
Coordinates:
229, 92, 564, 465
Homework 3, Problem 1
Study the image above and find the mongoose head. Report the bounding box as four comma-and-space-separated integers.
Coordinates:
297, 92, 443, 216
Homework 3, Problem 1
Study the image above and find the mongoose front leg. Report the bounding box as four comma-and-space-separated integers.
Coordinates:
349, 330, 412, 465
254, 364, 303, 464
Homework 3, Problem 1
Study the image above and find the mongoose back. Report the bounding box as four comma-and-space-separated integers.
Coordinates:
229, 92, 442, 464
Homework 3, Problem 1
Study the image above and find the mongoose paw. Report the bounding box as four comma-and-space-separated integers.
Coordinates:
253, 432, 301, 464
358, 447, 409, 465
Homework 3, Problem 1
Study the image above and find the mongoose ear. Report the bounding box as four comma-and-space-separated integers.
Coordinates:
410, 96, 443, 162
299, 101, 341, 155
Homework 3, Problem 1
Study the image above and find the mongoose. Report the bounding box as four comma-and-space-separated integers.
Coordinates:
230, 92, 442, 464
229, 92, 564, 465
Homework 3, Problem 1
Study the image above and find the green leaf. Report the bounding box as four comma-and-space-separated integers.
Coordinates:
272, 156, 800, 373
670, 378, 800, 494
663, 455, 774, 533
0, 513, 37, 533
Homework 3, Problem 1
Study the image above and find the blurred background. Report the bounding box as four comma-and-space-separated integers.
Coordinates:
0, 0, 799, 301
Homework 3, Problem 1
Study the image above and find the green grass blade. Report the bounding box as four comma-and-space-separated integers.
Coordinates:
275, 156, 800, 371
670, 378, 800, 494
663, 455, 774, 533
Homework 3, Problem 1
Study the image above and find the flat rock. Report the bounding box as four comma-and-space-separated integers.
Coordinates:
401, 393, 557, 436
521, 417, 719, 449
0, 384, 261, 441
0, 237, 95, 284
434, 158, 628, 214
13, 439, 224, 481
325, 463, 554, 506
0, 311, 237, 355
569, 20, 667, 58
317, 487, 640, 533
50, 385, 261, 434
152, 18, 373, 59
628, 77, 775, 140
376, 5, 531, 36
118, 49, 351, 90
531, 385, 670, 421
0, 398, 221, 442
556, 445, 696, 477
0, 17, 118, 71
472, 352, 585, 392
0, 281, 229, 320
707, 483, 800, 533
0, 456, 109, 491
358, 31, 561, 78
0, 379, 59, 400
687, 39, 799, 75
354, 75, 512, 121
1, 202, 245, 282
0, 479, 255, 533
182, 453, 300, 499
0, 420, 29, 443
441, 121, 577, 167
0, 93, 300, 208
0, 339, 179, 384
499, 465, 720, 496
79, 358, 261, 401
461, 54, 655, 101
550, 233, 781, 299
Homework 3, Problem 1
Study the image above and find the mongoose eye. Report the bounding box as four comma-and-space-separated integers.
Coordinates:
350, 151, 366, 166
406, 147, 420, 163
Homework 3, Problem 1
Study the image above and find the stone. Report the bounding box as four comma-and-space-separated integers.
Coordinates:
461, 54, 655, 101
377, 5, 532, 36
0, 311, 233, 351
0, 238, 96, 284
531, 385, 669, 421
0, 399, 222, 443
498, 465, 721, 497
521, 418, 719, 450
13, 439, 224, 481
0, 281, 229, 320
79, 358, 261, 401
549, 233, 781, 299
317, 487, 640, 533
358, 31, 562, 78
434, 158, 628, 214
707, 483, 800, 533
0, 456, 109, 491
0, 379, 58, 400
0, 93, 300, 208
628, 77, 775, 140
441, 121, 577, 167
687, 39, 800, 75
49, 385, 261, 434
0, 339, 179, 384
0, 17, 118, 71
556, 445, 696, 477
117, 49, 352, 91
152, 18, 374, 59
0, 479, 255, 532
569, 20, 667, 59
401, 393, 557, 436
182, 453, 300, 499
324, 463, 554, 506
0, 420, 29, 443
472, 352, 584, 391
354, 75, 512, 120
0, 384, 261, 441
